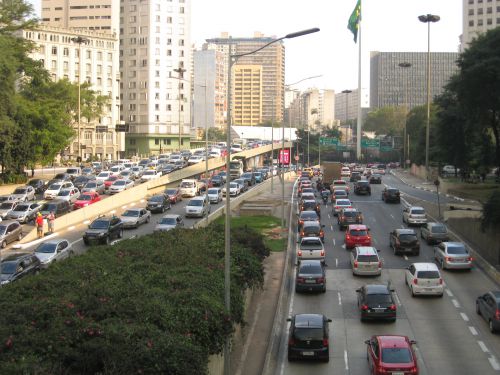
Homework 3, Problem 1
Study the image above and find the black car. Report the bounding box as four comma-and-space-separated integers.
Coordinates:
211, 175, 224, 187
240, 172, 256, 186
0, 253, 41, 285
476, 291, 500, 333
369, 174, 382, 184
54, 172, 72, 182
146, 194, 171, 213
356, 284, 397, 322
382, 187, 400, 203
295, 260, 326, 293
300, 200, 321, 217
73, 175, 95, 190
337, 208, 363, 230
354, 180, 371, 195
390, 228, 420, 256
350, 172, 362, 182
300, 221, 325, 242
27, 179, 48, 194
83, 216, 123, 245
287, 313, 332, 362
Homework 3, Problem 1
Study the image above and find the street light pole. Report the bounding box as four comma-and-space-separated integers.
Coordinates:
341, 90, 352, 148
174, 66, 187, 152
398, 62, 412, 169
223, 27, 319, 375
419, 13, 440, 177
71, 36, 89, 162
271, 98, 275, 193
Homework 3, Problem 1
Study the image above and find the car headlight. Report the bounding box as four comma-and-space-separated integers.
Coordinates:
98, 232, 106, 237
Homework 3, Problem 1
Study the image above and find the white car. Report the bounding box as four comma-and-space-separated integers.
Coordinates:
96, 171, 113, 182
44, 181, 74, 200
57, 187, 81, 203
34, 239, 73, 268
140, 170, 162, 182
403, 206, 427, 226
341, 167, 351, 177
120, 208, 151, 228
0, 201, 19, 220
442, 165, 460, 176
110, 164, 125, 176
108, 179, 134, 194
10, 186, 36, 202
222, 182, 241, 197
185, 196, 211, 218
188, 155, 205, 165
154, 214, 184, 232
207, 188, 223, 204
333, 199, 352, 216
297, 236, 325, 263
405, 262, 444, 297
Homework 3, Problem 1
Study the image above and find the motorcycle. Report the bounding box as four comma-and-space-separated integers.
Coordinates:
321, 190, 329, 205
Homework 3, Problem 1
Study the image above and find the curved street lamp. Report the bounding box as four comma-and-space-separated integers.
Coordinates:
398, 62, 412, 168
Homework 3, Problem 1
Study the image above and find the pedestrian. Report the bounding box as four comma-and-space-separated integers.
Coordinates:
48, 211, 55, 234
36, 213, 44, 239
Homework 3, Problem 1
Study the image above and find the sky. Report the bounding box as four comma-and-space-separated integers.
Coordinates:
28, 0, 462, 92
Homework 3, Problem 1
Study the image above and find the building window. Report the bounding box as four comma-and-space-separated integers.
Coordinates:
63, 47, 69, 56
478, 19, 484, 25
130, 16, 136, 22
51, 46, 57, 55
155, 138, 160, 145
487, 18, 493, 24
497, 18, 500, 25
129, 139, 136, 145
469, 8, 474, 15
167, 104, 172, 111
469, 20, 474, 26
51, 60, 56, 69
478, 8, 484, 14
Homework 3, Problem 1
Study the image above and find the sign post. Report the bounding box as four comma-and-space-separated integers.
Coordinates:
319, 137, 338, 146
279, 149, 290, 165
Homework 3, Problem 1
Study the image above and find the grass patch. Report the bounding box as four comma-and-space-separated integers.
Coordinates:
215, 215, 286, 252
448, 183, 500, 203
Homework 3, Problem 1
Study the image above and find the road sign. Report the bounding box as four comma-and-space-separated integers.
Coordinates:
319, 137, 338, 146
380, 146, 393, 152
361, 139, 380, 148
336, 144, 347, 151
279, 149, 290, 165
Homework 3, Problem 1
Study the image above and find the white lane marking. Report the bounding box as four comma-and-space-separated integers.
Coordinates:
344, 350, 349, 370
452, 299, 460, 308
469, 326, 478, 336
335, 258, 338, 267
83, 220, 90, 224
328, 214, 331, 219
393, 292, 402, 306
390, 214, 394, 219
488, 356, 500, 371
70, 238, 83, 246
446, 289, 454, 297
478, 341, 489, 353
403, 255, 408, 261
460, 312, 469, 322
333, 238, 336, 246
330, 225, 333, 231
338, 292, 342, 305
68, 226, 75, 231
341, 244, 346, 249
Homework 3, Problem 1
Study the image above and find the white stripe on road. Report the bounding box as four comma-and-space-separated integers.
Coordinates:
332, 238, 336, 246
403, 255, 408, 261
460, 312, 469, 322
344, 350, 349, 370
335, 258, 338, 267
390, 214, 394, 219
393, 292, 402, 307
478, 341, 489, 353
330, 225, 333, 231
70, 238, 83, 246
488, 356, 500, 371
446, 289, 454, 297
338, 292, 342, 305
469, 326, 478, 336
452, 299, 460, 308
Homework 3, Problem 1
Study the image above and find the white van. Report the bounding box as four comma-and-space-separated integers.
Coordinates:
180, 179, 201, 197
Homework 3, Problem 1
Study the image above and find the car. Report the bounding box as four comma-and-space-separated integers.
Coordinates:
332, 189, 348, 201
187, 155, 204, 165
341, 166, 351, 178
211, 175, 225, 187
405, 262, 444, 297
302, 167, 314, 178
130, 166, 145, 178
233, 178, 248, 192
297, 210, 320, 232
81, 180, 106, 194
345, 224, 371, 249
369, 174, 382, 184
222, 182, 241, 197
299, 192, 315, 204
154, 214, 184, 232
198, 178, 211, 192
108, 179, 135, 194
185, 195, 211, 218
44, 181, 74, 200
365, 335, 418, 375
333, 199, 352, 216
299, 221, 325, 242
403, 206, 427, 226
103, 175, 120, 191
0, 201, 19, 220
254, 172, 263, 183
351, 246, 382, 276
174, 159, 188, 169
10, 186, 36, 201
299, 200, 321, 217
241, 172, 256, 186
34, 239, 73, 268
109, 164, 124, 176
119, 170, 135, 181
390, 228, 420, 256
382, 187, 400, 203
356, 284, 396, 321
287, 314, 331, 362
350, 171, 362, 182
6, 202, 41, 223
140, 170, 162, 182
421, 222, 449, 244
442, 164, 460, 176
434, 242, 472, 270
0, 253, 41, 285
207, 188, 223, 204
0, 220, 23, 248
179, 179, 203, 197
39, 199, 71, 218
27, 178, 48, 194
73, 175, 95, 190
338, 208, 363, 230
81, 167, 95, 176
0, 195, 17, 204
301, 187, 315, 197
96, 171, 113, 182
476, 291, 500, 333
53, 172, 72, 182
82, 216, 123, 245
73, 192, 101, 209
146, 194, 171, 213
164, 188, 182, 204
297, 236, 325, 263
354, 180, 371, 195
65, 167, 81, 180
56, 187, 81, 203
295, 260, 326, 293
120, 208, 151, 228
332, 179, 349, 194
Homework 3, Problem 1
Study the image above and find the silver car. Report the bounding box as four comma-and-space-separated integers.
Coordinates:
0, 201, 18, 220
297, 237, 325, 263
6, 202, 41, 223
81, 180, 106, 194
185, 196, 210, 218
57, 188, 81, 204
120, 208, 151, 228
154, 214, 184, 232
434, 242, 472, 270
421, 222, 449, 244
34, 239, 73, 268
10, 186, 36, 202
350, 246, 382, 276
108, 179, 134, 194
207, 188, 222, 204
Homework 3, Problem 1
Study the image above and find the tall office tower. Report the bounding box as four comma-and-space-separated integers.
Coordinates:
193, 49, 226, 132
370, 51, 459, 110
461, 0, 500, 50
335, 89, 359, 123
204, 32, 285, 126
318, 90, 336, 128
232, 65, 263, 126
120, 0, 192, 156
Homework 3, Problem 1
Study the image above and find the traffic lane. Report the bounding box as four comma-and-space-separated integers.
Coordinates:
383, 173, 453, 205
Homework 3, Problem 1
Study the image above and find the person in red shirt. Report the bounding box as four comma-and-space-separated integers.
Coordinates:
36, 213, 44, 239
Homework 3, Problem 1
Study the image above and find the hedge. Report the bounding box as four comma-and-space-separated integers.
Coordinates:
0, 221, 269, 374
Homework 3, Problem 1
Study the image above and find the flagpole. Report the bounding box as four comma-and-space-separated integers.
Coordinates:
356, 0, 362, 161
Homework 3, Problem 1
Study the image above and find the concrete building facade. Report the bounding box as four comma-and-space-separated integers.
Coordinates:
287, 88, 335, 132
461, 0, 500, 50
232, 65, 263, 126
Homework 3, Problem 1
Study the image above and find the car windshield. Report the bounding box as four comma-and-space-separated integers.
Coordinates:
431, 225, 447, 233
35, 243, 57, 253
67, 169, 78, 174
13, 204, 29, 212
301, 239, 323, 249
28, 180, 40, 187
388, 189, 399, 194
304, 225, 320, 233
114, 180, 126, 186
89, 220, 109, 229
181, 181, 194, 188
208, 189, 219, 194
82, 168, 93, 173
357, 182, 369, 186
1, 261, 16, 275
58, 190, 70, 196
188, 200, 203, 207
122, 210, 140, 217
417, 270, 440, 279
399, 234, 417, 241
159, 218, 176, 225
41, 204, 57, 212
0, 226, 6, 235
366, 294, 392, 304
358, 255, 378, 262
0, 203, 14, 209
293, 327, 323, 341
337, 200, 351, 206
230, 183, 238, 188
411, 209, 425, 215
144, 171, 156, 175
241, 173, 252, 178
13, 188, 27, 194
98, 173, 109, 178
49, 184, 61, 190
301, 212, 318, 220
350, 229, 367, 236
85, 182, 97, 188
381, 348, 412, 364
165, 189, 176, 195
447, 245, 467, 254
79, 194, 93, 201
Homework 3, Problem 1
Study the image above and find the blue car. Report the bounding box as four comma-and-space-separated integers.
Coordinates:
254, 172, 263, 183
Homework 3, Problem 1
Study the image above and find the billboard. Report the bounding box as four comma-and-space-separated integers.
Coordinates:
278, 149, 290, 165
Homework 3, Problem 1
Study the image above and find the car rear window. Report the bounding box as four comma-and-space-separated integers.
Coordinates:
431, 225, 447, 233
293, 327, 323, 341
299, 263, 323, 274
343, 211, 357, 217
399, 234, 417, 241
301, 239, 323, 249
358, 255, 378, 262
417, 270, 440, 279
366, 294, 392, 304
381, 348, 412, 364
350, 229, 367, 236
447, 245, 467, 255
411, 209, 425, 215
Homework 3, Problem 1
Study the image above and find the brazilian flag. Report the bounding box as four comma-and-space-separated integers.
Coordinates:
347, 0, 361, 43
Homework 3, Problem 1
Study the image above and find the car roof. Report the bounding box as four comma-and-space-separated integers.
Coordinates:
365, 284, 391, 294
303, 221, 320, 228
161, 214, 180, 219
2, 252, 32, 261
348, 224, 367, 230
377, 335, 411, 348
299, 260, 323, 268
294, 314, 325, 328
37, 238, 68, 246
124, 208, 142, 212
396, 228, 416, 235
444, 242, 465, 248
356, 246, 378, 255
299, 211, 318, 218
412, 262, 439, 271
190, 196, 205, 201
410, 206, 424, 210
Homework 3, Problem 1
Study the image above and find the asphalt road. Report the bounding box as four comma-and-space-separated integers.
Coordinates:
275, 175, 500, 375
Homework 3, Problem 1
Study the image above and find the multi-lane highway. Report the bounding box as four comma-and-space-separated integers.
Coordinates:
275, 172, 500, 375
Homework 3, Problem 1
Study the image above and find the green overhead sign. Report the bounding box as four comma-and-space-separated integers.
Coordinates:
361, 139, 380, 148
319, 137, 338, 146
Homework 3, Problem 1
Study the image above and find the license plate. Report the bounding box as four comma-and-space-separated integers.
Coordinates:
373, 308, 385, 312
301, 351, 314, 356
392, 372, 404, 375
305, 279, 316, 284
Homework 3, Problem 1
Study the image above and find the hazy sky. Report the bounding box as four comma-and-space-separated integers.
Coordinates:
28, 0, 462, 92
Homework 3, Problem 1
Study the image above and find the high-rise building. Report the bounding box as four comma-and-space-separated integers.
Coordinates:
233, 65, 263, 126
461, 0, 500, 50
288, 89, 336, 131
370, 51, 459, 110
204, 32, 285, 125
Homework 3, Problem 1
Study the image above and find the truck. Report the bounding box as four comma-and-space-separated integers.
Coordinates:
321, 161, 342, 190
179, 179, 204, 197
229, 156, 247, 179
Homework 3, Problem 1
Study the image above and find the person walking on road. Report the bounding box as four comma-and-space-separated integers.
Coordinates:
36, 213, 44, 239
47, 211, 55, 234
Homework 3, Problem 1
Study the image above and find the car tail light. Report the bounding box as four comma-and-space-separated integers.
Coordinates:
468, 257, 473, 262
335, 206, 340, 210
320, 230, 324, 237
439, 278, 443, 285
322, 338, 329, 347
353, 260, 358, 268
320, 250, 325, 256
378, 261, 382, 268
300, 231, 305, 237
495, 310, 500, 320
389, 304, 397, 311
445, 257, 452, 262
299, 220, 304, 225
316, 277, 324, 283
361, 304, 368, 311
396, 239, 400, 246
413, 278, 418, 285
296, 277, 305, 283
288, 336, 296, 346
297, 250, 302, 256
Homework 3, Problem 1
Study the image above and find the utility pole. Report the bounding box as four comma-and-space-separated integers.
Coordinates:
71, 36, 89, 162
174, 65, 187, 152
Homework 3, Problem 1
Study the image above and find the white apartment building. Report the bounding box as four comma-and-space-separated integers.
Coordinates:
288, 88, 335, 132
24, 25, 122, 160
120, 0, 192, 156
461, 0, 500, 50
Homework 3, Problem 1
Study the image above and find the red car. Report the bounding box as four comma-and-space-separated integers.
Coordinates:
345, 224, 371, 249
199, 178, 213, 190
164, 187, 183, 204
73, 192, 101, 209
365, 335, 418, 375
104, 175, 119, 190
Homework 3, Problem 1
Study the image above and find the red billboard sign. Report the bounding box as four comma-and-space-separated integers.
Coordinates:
279, 149, 290, 165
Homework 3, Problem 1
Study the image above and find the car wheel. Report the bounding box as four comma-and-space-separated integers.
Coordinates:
1, 240, 6, 248
105, 236, 110, 245
411, 286, 416, 297
118, 229, 123, 238
476, 303, 481, 315
83, 239, 89, 246
440, 259, 445, 270
490, 320, 496, 333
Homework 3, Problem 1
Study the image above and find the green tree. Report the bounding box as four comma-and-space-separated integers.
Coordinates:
364, 106, 406, 136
